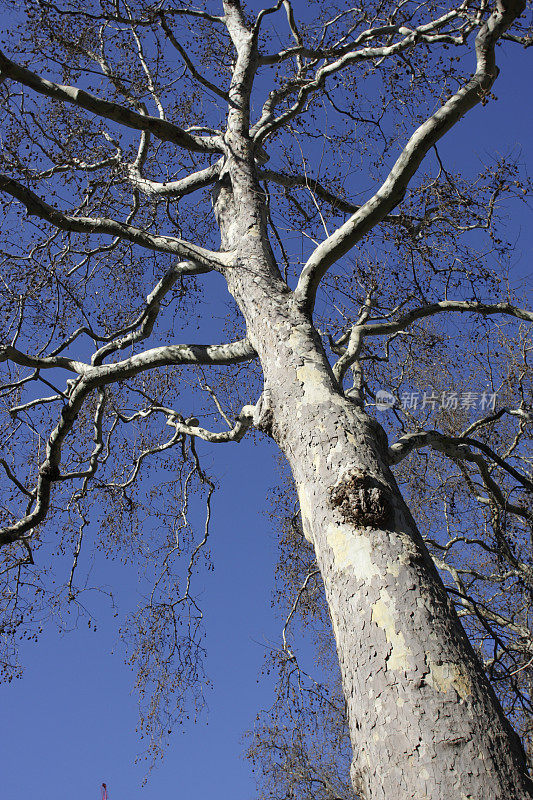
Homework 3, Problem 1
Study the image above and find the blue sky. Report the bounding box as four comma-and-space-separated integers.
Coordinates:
0, 7, 532, 800
1, 436, 284, 800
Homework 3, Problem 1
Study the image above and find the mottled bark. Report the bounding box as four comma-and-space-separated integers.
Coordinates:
212, 102, 533, 795
270, 369, 533, 800
243, 289, 533, 798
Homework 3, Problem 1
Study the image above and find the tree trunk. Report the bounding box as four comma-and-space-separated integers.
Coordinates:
213, 134, 533, 797
246, 297, 532, 798
270, 360, 533, 799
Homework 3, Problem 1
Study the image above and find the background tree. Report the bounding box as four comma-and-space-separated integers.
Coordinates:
0, 0, 532, 798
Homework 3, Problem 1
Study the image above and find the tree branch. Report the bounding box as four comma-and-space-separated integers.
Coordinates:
360, 299, 533, 338
0, 174, 228, 269
158, 13, 230, 102
331, 299, 532, 387
0, 337, 256, 546
164, 404, 256, 444
260, 167, 416, 224
0, 50, 223, 154
252, 9, 466, 142
388, 429, 533, 492
86, 338, 257, 385
2, 337, 257, 380
294, 0, 526, 313
125, 161, 222, 198
388, 429, 533, 527
32, 1, 225, 25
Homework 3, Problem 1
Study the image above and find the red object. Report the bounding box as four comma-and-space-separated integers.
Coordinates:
101, 784, 108, 800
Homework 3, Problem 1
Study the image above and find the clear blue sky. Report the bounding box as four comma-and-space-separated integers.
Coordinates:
0, 9, 531, 800
1, 436, 283, 800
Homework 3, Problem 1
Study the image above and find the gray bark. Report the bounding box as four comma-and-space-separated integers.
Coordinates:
275, 377, 532, 799
230, 273, 533, 799
210, 23, 533, 784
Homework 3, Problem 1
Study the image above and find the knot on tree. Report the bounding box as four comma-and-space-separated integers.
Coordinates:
41, 463, 60, 481
330, 468, 393, 529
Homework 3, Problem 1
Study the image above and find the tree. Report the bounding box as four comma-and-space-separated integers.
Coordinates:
0, 0, 532, 797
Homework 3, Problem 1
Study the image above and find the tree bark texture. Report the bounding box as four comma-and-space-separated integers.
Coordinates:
255, 295, 532, 799
213, 139, 533, 797
274, 371, 532, 800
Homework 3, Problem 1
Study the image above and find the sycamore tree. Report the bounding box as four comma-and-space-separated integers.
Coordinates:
0, 0, 532, 797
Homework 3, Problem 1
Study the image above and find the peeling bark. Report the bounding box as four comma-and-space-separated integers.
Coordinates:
213, 172, 533, 795
212, 99, 533, 793
276, 387, 532, 799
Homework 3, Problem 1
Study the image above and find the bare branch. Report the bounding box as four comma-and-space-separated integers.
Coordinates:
0, 50, 223, 154
331, 299, 532, 391
360, 299, 533, 338
158, 13, 230, 102
2, 337, 257, 380
0, 174, 228, 269
92, 260, 206, 365
0, 336, 256, 546
253, 9, 466, 140
126, 161, 221, 198
281, 569, 319, 655
501, 32, 533, 46
0, 345, 88, 374
388, 430, 533, 522
30, 1, 225, 25
260, 168, 363, 216
294, 0, 526, 312
87, 338, 257, 384
164, 403, 255, 444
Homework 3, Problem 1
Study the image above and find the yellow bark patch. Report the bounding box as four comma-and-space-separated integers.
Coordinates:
426, 660, 472, 699
371, 589, 412, 671
387, 560, 401, 578
327, 522, 380, 580
296, 362, 331, 403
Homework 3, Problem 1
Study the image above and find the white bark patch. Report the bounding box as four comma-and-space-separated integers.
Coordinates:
371, 589, 412, 671
326, 438, 344, 465
326, 522, 380, 580
425, 660, 473, 700
298, 484, 315, 543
